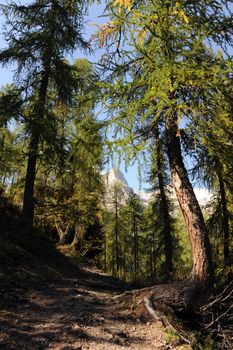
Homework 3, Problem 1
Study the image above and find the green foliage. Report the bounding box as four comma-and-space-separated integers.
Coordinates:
0, 57, 104, 259
98, 0, 232, 158
121, 193, 144, 280
96, 0, 233, 283
0, 0, 232, 290
0, 0, 92, 224
103, 188, 193, 282
103, 181, 126, 276
0, 84, 22, 127
173, 210, 192, 278
31, 59, 104, 253
0, 127, 25, 187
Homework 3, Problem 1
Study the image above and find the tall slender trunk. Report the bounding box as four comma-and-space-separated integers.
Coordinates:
217, 168, 230, 266
123, 243, 126, 279
133, 215, 138, 279
112, 246, 115, 276
154, 127, 173, 276
165, 113, 213, 291
23, 129, 40, 224
71, 223, 84, 249
115, 195, 119, 273
2, 175, 6, 185
23, 64, 50, 226
23, 0, 57, 226
104, 230, 107, 272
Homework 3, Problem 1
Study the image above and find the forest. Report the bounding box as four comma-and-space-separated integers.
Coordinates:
0, 0, 232, 349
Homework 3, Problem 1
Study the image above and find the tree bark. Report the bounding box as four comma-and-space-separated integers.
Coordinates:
165, 112, 213, 296
217, 168, 230, 266
154, 127, 173, 276
71, 223, 83, 249
22, 0, 57, 226
55, 222, 70, 244
122, 115, 214, 312
23, 129, 40, 225
104, 230, 107, 272
115, 194, 119, 273
133, 214, 138, 280
23, 63, 50, 226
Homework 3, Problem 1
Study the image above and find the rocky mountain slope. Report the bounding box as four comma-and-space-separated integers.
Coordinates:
103, 168, 212, 209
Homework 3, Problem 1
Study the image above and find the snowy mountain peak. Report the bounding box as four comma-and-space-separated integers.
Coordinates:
103, 169, 212, 210
194, 188, 213, 207
104, 168, 129, 187
103, 169, 149, 207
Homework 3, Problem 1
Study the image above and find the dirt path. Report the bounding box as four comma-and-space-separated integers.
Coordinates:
0, 267, 189, 350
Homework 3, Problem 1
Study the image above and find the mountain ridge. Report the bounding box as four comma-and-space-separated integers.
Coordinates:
103, 168, 212, 208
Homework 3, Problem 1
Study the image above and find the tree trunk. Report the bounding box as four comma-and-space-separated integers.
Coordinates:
23, 63, 50, 226
122, 115, 214, 312
165, 113, 213, 298
23, 129, 40, 225
71, 223, 83, 249
133, 215, 138, 280
217, 168, 230, 266
55, 222, 70, 244
152, 232, 156, 281
154, 127, 173, 276
115, 195, 119, 274
104, 230, 107, 272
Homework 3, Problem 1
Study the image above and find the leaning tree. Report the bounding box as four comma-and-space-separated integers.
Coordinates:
95, 0, 233, 309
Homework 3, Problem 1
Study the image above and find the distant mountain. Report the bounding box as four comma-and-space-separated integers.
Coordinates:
102, 169, 150, 208
102, 168, 212, 209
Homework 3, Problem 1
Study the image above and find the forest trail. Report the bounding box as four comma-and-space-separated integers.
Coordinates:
0, 265, 188, 350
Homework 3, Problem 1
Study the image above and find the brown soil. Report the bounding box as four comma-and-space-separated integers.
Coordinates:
0, 266, 191, 350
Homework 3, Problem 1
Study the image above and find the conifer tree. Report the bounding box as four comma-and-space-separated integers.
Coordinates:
149, 126, 173, 277
104, 180, 125, 276
0, 0, 89, 225
143, 204, 160, 281
0, 85, 25, 196
34, 59, 104, 248
112, 182, 124, 274
124, 192, 144, 280
191, 143, 232, 267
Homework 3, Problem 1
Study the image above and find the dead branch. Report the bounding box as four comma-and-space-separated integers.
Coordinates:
201, 280, 233, 311
144, 297, 161, 322
112, 285, 155, 300
198, 280, 233, 350
205, 304, 233, 329
144, 297, 191, 345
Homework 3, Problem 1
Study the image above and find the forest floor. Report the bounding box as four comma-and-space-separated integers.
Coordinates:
0, 263, 192, 350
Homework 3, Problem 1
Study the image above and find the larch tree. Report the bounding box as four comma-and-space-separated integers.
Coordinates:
33, 59, 104, 248
124, 192, 144, 280
104, 180, 125, 276
95, 0, 233, 307
191, 142, 232, 267
0, 0, 89, 225
149, 126, 173, 278
191, 81, 233, 267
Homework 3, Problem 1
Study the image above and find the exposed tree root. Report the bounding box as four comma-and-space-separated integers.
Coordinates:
113, 278, 212, 314
117, 279, 233, 350
113, 278, 215, 348
113, 281, 198, 346
144, 297, 192, 346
